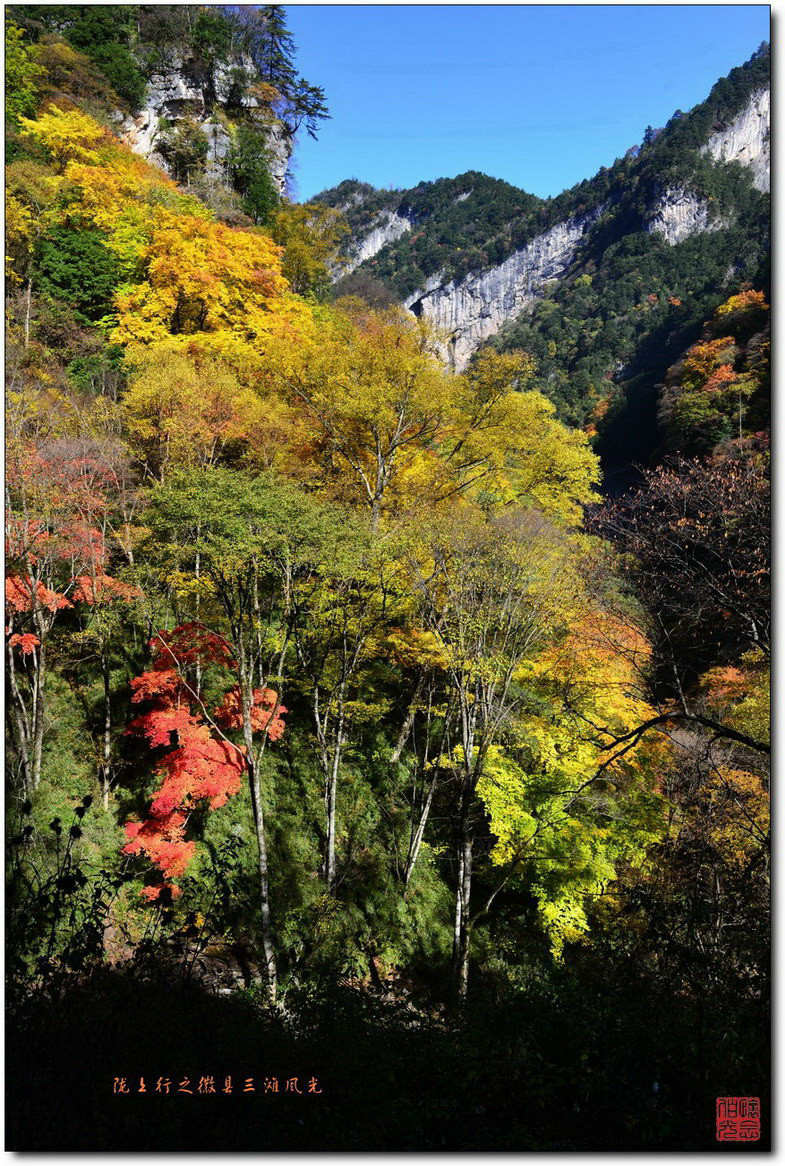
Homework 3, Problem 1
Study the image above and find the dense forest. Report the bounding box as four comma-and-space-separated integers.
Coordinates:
5, 6, 770, 1152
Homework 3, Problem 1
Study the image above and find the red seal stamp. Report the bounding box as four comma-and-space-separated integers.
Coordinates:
716, 1097, 761, 1142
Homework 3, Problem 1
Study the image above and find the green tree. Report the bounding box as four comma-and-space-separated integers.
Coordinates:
191, 8, 233, 63
290, 519, 404, 891
157, 117, 209, 186
34, 227, 120, 322
226, 124, 279, 224
408, 507, 659, 995
87, 42, 147, 108
31, 4, 148, 108
142, 467, 340, 1000
249, 5, 298, 91
5, 23, 43, 126
224, 4, 330, 138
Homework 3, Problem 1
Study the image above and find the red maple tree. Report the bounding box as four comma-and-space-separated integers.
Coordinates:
6, 439, 141, 791
123, 623, 286, 900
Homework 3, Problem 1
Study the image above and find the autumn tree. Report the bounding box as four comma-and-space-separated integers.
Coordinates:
110, 208, 310, 348
270, 201, 349, 297
13, 102, 315, 362
6, 436, 140, 793
122, 342, 278, 482
266, 309, 598, 527
609, 743, 768, 1002
445, 347, 598, 515
596, 453, 770, 755
124, 623, 285, 902
407, 507, 666, 994
267, 304, 456, 526
290, 518, 407, 891
18, 104, 106, 172
659, 290, 769, 452
472, 602, 663, 961
407, 506, 603, 995
141, 467, 338, 998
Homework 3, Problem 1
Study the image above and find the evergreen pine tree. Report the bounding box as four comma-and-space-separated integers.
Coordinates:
255, 5, 298, 91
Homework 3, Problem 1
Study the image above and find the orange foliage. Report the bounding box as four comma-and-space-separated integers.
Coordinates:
122, 624, 286, 900
213, 686, 287, 740
8, 632, 40, 655
715, 288, 768, 319
72, 573, 142, 604
682, 336, 737, 388
6, 575, 71, 614
110, 209, 310, 350
703, 364, 737, 393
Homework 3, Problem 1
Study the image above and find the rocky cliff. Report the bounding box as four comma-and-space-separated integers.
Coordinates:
644, 86, 769, 244
339, 208, 414, 276
403, 209, 603, 370
703, 87, 770, 193
645, 188, 721, 246
329, 83, 769, 369
323, 34, 769, 373
120, 51, 293, 193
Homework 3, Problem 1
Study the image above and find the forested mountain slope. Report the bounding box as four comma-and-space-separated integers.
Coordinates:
5, 10, 770, 1152
320, 46, 769, 466
10, 4, 329, 209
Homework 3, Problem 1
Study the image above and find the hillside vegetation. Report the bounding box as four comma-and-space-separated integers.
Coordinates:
5, 11, 770, 1152
322, 46, 769, 466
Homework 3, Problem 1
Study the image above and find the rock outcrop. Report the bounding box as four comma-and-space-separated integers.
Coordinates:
703, 87, 770, 193
645, 188, 721, 246
338, 208, 414, 276
120, 51, 292, 193
645, 88, 769, 247
403, 210, 602, 370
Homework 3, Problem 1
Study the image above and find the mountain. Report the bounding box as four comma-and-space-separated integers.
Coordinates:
316, 46, 770, 467
8, 5, 330, 213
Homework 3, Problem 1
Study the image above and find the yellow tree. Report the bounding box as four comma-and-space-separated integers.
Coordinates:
5, 194, 34, 287
266, 307, 599, 526
16, 104, 315, 355
474, 605, 663, 960
270, 201, 349, 297
63, 152, 210, 279
6, 160, 63, 344
266, 303, 457, 526
407, 506, 619, 996
122, 342, 285, 482
442, 348, 600, 518
111, 209, 312, 348
18, 105, 105, 171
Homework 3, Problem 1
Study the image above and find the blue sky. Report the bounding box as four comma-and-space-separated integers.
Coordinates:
284, 4, 770, 202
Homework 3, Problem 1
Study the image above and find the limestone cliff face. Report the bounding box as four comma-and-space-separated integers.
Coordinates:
326, 69, 769, 370
703, 87, 770, 192
402, 209, 602, 370
645, 88, 769, 246
645, 188, 720, 246
120, 51, 292, 193
339, 208, 413, 276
